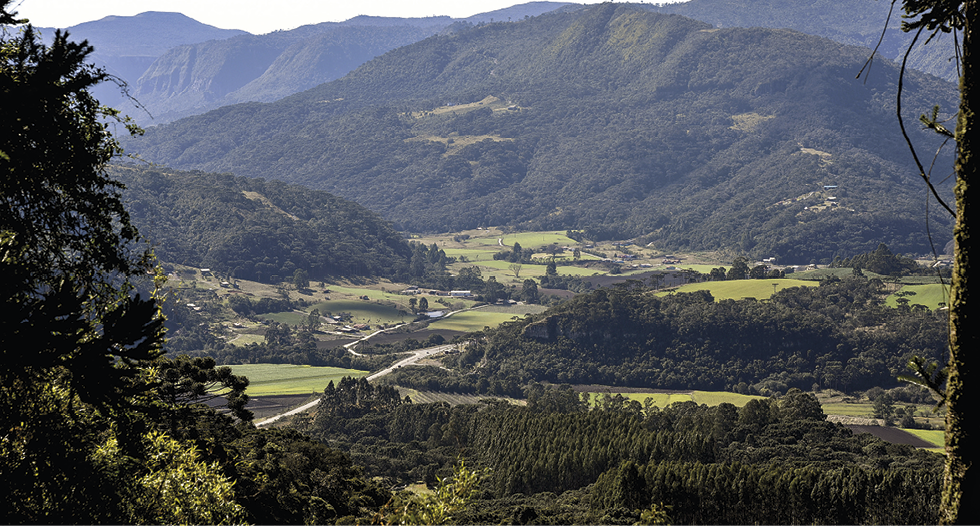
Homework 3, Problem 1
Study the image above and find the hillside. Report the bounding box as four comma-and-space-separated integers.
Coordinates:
651, 0, 958, 82
113, 165, 413, 281
131, 3, 573, 123
34, 12, 249, 111
126, 4, 958, 263
133, 23, 444, 123
390, 277, 947, 395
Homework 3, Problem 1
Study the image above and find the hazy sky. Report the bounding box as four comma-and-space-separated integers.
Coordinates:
12, 0, 676, 34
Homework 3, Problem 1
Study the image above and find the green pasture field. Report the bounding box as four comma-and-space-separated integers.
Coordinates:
791, 268, 861, 280
471, 259, 601, 277
229, 334, 264, 346
230, 364, 368, 396
475, 231, 576, 249
904, 429, 945, 448
691, 391, 766, 406
324, 285, 406, 302
479, 304, 549, 315
259, 311, 308, 325
894, 275, 945, 284
429, 311, 527, 332
681, 264, 728, 274
886, 284, 949, 310
660, 279, 818, 301
444, 248, 498, 261
820, 403, 873, 418
585, 390, 763, 408
310, 299, 408, 325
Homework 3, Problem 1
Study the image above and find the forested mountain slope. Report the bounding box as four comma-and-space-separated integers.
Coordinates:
133, 23, 444, 123
131, 3, 572, 123
35, 12, 248, 110
127, 4, 957, 262
650, 0, 958, 82
113, 165, 413, 281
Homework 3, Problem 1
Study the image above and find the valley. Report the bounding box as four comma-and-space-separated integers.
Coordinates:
4, 0, 970, 523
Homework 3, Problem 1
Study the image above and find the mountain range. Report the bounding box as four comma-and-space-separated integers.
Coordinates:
123, 3, 958, 263
36, 0, 957, 128
36, 3, 572, 124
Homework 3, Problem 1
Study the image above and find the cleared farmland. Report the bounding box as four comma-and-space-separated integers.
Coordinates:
660, 279, 818, 301
230, 364, 368, 396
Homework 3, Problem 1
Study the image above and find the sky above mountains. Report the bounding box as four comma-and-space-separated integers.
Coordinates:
15, 0, 679, 34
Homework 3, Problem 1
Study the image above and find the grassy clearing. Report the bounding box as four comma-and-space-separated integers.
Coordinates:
497, 231, 577, 249
228, 334, 265, 346
660, 279, 818, 301
584, 390, 764, 408
259, 311, 308, 325
904, 429, 945, 448
471, 259, 601, 278
310, 299, 408, 325
681, 264, 728, 274
885, 284, 949, 310
821, 403, 874, 417
479, 304, 548, 315
588, 392, 693, 406
691, 391, 766, 407
444, 248, 498, 261
230, 364, 368, 396
429, 311, 526, 333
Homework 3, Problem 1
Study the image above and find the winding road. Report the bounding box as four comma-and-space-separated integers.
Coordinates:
255, 343, 455, 427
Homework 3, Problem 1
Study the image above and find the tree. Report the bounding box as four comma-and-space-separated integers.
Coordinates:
93, 430, 246, 525
509, 262, 523, 278
155, 355, 252, 430
890, 0, 978, 521
1, 3, 167, 521
418, 297, 429, 312
375, 460, 483, 525
726, 257, 750, 281
872, 393, 896, 425
307, 308, 323, 332
293, 268, 310, 289
521, 278, 540, 304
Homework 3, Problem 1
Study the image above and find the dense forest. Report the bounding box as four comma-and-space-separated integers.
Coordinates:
650, 0, 958, 82
125, 3, 958, 262
115, 165, 415, 282
292, 379, 943, 524
384, 277, 947, 396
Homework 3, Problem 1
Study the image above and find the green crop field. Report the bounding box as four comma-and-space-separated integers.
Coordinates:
904, 429, 944, 448
230, 364, 368, 396
661, 279, 818, 301
429, 311, 526, 332
585, 390, 763, 408
820, 403, 874, 417
691, 391, 766, 406
886, 284, 949, 310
